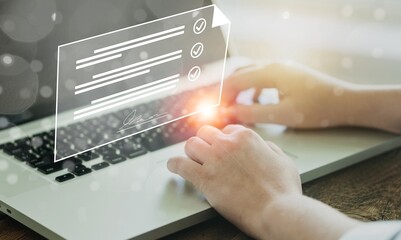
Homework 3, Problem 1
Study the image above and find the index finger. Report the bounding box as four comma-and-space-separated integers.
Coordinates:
223, 65, 280, 104
167, 156, 203, 187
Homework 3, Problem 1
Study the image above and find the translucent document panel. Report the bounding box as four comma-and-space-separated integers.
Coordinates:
55, 5, 230, 161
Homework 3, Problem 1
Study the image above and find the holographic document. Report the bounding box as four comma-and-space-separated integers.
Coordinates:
55, 5, 230, 161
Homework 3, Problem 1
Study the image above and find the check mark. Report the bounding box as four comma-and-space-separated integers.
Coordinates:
191, 42, 204, 58
195, 22, 205, 31
193, 45, 202, 54
188, 66, 201, 82
193, 18, 207, 34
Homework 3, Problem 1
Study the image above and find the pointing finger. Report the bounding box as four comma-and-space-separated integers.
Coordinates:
167, 156, 203, 186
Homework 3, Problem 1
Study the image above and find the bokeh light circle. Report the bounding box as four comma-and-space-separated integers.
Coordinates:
30, 60, 43, 72
40, 85, 53, 98
6, 173, 19, 185
0, 0, 57, 42
0, 117, 9, 128
1, 54, 14, 66
133, 8, 148, 22
0, 55, 39, 114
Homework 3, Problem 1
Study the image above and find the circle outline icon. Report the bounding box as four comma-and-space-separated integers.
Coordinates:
190, 42, 204, 59
188, 66, 201, 82
193, 18, 207, 34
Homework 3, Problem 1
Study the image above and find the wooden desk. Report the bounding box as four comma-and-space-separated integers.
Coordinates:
1, 147, 400, 240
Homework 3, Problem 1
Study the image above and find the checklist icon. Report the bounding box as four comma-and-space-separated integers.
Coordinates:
190, 43, 204, 59
55, 5, 230, 161
188, 66, 201, 82
193, 18, 207, 35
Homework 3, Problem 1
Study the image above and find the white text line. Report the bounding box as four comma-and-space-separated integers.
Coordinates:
91, 74, 180, 104
74, 85, 176, 120
75, 70, 149, 95
94, 26, 185, 54
76, 31, 184, 64
76, 54, 122, 70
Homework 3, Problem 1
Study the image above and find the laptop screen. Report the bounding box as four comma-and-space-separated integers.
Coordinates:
0, 0, 214, 130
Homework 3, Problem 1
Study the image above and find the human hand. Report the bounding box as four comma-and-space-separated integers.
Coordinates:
223, 63, 356, 129
167, 124, 302, 238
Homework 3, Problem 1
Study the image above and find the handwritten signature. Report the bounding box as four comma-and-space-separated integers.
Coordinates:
118, 109, 169, 133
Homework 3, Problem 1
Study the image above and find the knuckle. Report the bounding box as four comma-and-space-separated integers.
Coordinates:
216, 136, 238, 152
197, 126, 209, 136
185, 137, 197, 149
237, 127, 255, 139
222, 124, 236, 133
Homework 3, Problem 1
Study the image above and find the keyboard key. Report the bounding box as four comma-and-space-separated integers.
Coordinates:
103, 154, 126, 164
31, 145, 53, 156
55, 173, 75, 182
26, 157, 42, 167
54, 143, 76, 157
69, 164, 92, 176
14, 151, 38, 162
3, 143, 28, 156
45, 140, 55, 149
27, 154, 55, 168
91, 162, 110, 171
142, 138, 167, 152
95, 146, 116, 156
32, 132, 50, 141
61, 157, 83, 171
117, 143, 147, 159
38, 163, 63, 175
49, 129, 55, 138
77, 151, 100, 161
15, 137, 32, 147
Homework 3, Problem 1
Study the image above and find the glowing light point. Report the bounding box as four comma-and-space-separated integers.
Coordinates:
197, 101, 217, 120
51, 13, 56, 22
2, 54, 14, 66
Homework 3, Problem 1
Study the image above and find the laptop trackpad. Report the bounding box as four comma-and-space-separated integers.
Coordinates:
0, 155, 49, 198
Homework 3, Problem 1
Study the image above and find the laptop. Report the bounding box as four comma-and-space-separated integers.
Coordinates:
0, 0, 400, 239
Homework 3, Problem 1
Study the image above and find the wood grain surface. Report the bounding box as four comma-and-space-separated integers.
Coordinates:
1, 147, 400, 240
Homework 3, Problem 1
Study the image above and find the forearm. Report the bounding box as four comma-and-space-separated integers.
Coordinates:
258, 195, 360, 240
340, 84, 401, 134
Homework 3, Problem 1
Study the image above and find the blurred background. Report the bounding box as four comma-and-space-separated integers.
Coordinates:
217, 0, 401, 85
0, 0, 400, 129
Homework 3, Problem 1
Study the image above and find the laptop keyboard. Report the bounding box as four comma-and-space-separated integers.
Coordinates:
0, 86, 233, 183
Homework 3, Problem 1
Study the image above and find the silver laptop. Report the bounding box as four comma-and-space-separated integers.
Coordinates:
0, 0, 400, 239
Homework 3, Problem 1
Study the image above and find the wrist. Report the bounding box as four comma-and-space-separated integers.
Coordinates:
342, 84, 401, 133
257, 194, 360, 240
255, 193, 304, 239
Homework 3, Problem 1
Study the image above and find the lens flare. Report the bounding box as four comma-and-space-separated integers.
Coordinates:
197, 101, 217, 119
